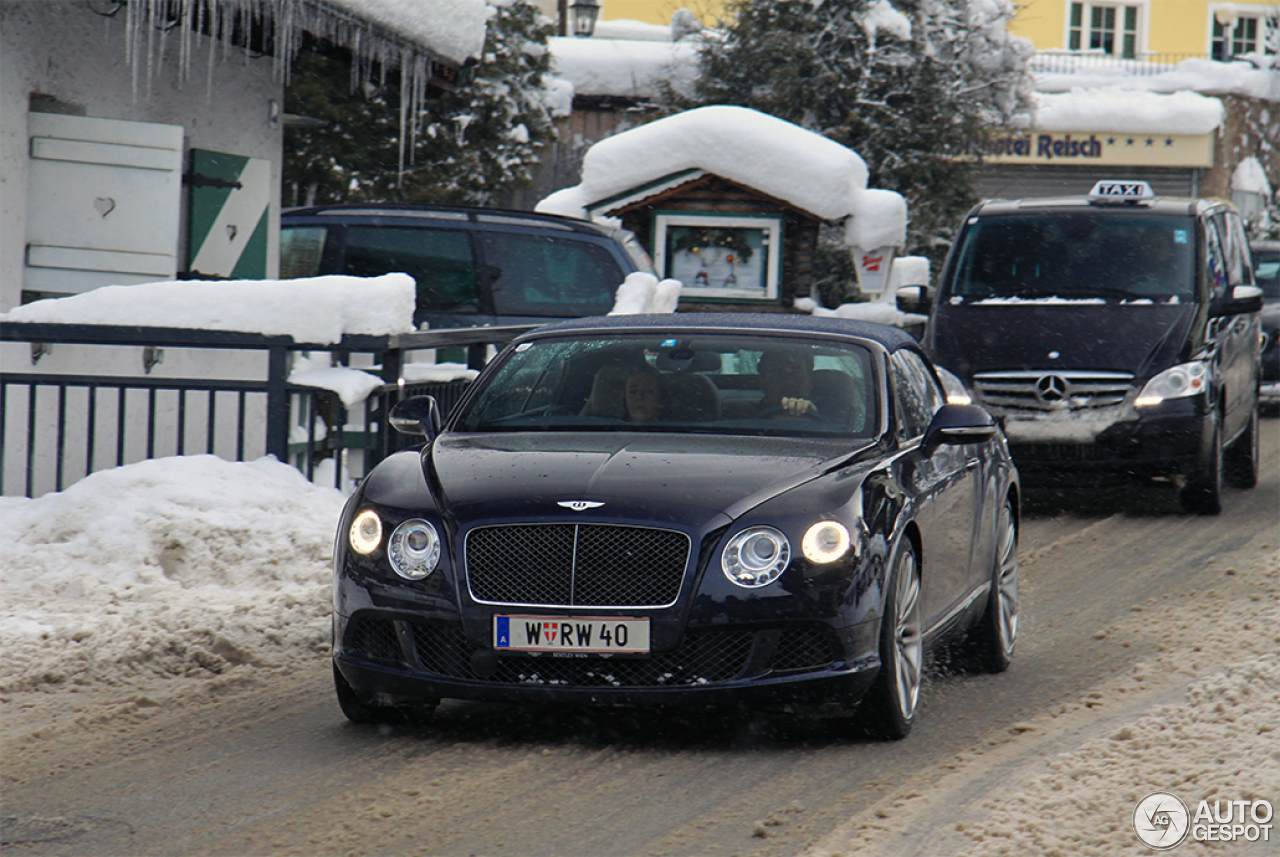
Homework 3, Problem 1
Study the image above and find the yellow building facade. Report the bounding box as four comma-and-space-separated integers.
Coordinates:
1007, 0, 1277, 61
593, 0, 1277, 63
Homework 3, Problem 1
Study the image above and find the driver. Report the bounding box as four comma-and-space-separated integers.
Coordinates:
756, 350, 817, 417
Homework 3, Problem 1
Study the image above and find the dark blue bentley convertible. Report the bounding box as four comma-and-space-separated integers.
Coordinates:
332, 314, 1020, 739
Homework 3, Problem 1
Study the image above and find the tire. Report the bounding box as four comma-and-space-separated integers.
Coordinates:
1180, 414, 1223, 515
1224, 404, 1260, 489
857, 539, 924, 740
333, 663, 438, 727
962, 497, 1019, 673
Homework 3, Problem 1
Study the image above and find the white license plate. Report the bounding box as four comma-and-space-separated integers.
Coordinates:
494, 615, 650, 653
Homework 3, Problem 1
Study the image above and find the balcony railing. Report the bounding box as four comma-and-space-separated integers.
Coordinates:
1030, 50, 1211, 76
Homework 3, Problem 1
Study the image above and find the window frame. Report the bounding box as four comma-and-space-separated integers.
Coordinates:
1209, 4, 1278, 60
1067, 1, 1144, 58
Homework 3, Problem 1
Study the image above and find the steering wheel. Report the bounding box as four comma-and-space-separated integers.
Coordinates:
755, 403, 825, 421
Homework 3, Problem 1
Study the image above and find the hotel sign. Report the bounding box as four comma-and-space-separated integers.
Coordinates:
967, 131, 1214, 168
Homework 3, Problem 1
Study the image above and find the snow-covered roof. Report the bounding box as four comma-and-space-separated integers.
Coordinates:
121, 0, 489, 93
549, 36, 699, 99
1031, 89, 1225, 134
536, 105, 907, 248
325, 0, 489, 67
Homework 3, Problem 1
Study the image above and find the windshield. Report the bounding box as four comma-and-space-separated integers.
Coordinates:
948, 212, 1197, 302
454, 333, 879, 438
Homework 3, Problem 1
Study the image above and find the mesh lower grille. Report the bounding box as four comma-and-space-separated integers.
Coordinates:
348, 616, 403, 664
414, 622, 753, 687
408, 622, 842, 688
466, 523, 691, 608
772, 625, 842, 672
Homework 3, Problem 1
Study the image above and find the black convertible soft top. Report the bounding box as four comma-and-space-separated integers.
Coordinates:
526, 312, 922, 353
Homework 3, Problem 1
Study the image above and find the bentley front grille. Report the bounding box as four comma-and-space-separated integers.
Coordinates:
973, 370, 1134, 411
466, 523, 691, 608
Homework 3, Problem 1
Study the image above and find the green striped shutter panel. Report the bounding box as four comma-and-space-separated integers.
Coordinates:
187, 149, 270, 279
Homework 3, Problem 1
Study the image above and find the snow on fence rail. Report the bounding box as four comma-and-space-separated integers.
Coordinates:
0, 322, 532, 497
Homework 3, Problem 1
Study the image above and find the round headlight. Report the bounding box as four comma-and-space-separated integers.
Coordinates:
349, 509, 383, 555
388, 519, 441, 580
722, 526, 791, 588
801, 521, 851, 564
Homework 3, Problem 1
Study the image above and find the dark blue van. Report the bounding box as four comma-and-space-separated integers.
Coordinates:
897, 180, 1263, 514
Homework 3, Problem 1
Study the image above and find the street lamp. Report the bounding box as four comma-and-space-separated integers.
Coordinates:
557, 0, 600, 37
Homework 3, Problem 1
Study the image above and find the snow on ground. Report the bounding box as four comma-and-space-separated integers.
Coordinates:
0, 456, 346, 694
806, 541, 1280, 855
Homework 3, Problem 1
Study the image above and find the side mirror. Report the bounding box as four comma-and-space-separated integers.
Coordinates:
389, 395, 442, 440
922, 403, 997, 456
896, 285, 932, 315
1209, 284, 1263, 318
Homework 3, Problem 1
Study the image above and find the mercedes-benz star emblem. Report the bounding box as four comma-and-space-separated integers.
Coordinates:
558, 501, 604, 511
1036, 374, 1069, 403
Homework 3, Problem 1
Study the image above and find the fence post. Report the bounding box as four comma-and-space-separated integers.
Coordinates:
266, 345, 289, 463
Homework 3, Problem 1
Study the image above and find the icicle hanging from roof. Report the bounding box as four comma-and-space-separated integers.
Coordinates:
120, 0, 486, 175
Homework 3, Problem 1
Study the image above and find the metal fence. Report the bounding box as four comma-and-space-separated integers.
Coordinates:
1029, 51, 1207, 76
0, 322, 534, 497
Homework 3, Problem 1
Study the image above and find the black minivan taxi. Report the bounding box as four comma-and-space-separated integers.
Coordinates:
280, 203, 654, 329
897, 180, 1263, 514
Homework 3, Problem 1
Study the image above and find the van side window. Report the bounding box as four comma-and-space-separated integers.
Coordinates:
480, 232, 624, 317
343, 227, 478, 312
891, 351, 944, 440
1224, 213, 1253, 284
1204, 219, 1231, 299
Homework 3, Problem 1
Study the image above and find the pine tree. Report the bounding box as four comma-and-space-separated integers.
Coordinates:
283, 0, 558, 207
688, 0, 1034, 299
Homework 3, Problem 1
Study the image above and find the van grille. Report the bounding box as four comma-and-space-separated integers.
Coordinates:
973, 370, 1133, 411
466, 523, 690, 608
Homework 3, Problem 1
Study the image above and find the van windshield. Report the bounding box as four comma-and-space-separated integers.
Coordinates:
948, 213, 1196, 302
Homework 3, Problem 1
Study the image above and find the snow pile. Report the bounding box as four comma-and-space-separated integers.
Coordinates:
549, 35, 700, 99
1032, 89, 1225, 134
0, 274, 417, 345
609, 272, 683, 315
861, 0, 912, 47
289, 355, 384, 407
0, 456, 346, 693
537, 105, 878, 223
1034, 55, 1280, 102
799, 255, 931, 329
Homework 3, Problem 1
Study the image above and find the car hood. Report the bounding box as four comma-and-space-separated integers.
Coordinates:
931, 301, 1196, 378
428, 432, 866, 529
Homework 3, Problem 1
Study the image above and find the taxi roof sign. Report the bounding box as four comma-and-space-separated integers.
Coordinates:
1088, 180, 1155, 204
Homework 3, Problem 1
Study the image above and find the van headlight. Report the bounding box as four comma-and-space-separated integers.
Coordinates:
388, 519, 442, 580
722, 527, 791, 588
1135, 361, 1208, 407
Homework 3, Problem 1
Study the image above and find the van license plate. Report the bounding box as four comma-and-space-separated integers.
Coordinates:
494, 616, 650, 653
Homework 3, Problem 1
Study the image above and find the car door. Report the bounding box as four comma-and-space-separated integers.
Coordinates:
890, 350, 982, 632
1206, 212, 1259, 441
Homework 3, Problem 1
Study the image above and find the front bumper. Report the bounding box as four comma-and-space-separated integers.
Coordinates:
993, 401, 1211, 484
333, 610, 880, 710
